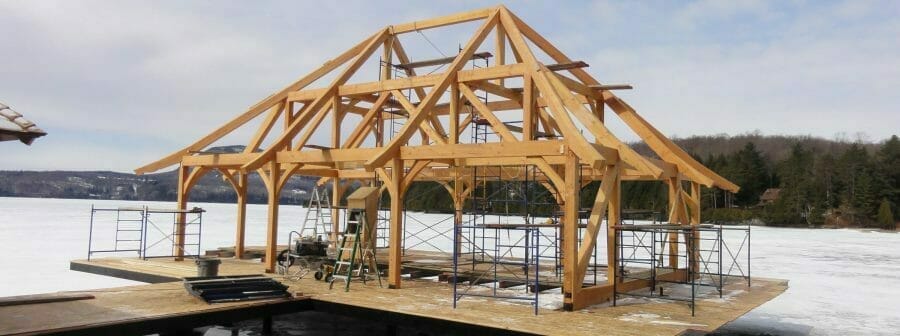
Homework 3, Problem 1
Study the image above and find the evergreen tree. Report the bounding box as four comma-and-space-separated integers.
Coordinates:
875, 135, 900, 215
839, 143, 877, 223
877, 198, 895, 230
815, 153, 840, 209
775, 143, 819, 224
728, 142, 770, 206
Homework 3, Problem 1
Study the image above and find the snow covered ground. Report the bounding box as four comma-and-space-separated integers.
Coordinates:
1, 197, 898, 335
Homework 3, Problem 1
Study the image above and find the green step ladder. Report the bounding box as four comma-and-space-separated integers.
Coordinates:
329, 209, 382, 291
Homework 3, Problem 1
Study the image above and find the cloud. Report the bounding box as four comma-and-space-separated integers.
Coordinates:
1, 0, 898, 172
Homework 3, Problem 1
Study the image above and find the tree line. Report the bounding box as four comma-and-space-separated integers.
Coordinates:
403, 134, 899, 229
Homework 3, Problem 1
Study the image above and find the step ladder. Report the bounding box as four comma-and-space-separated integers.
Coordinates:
298, 187, 333, 242
329, 209, 382, 291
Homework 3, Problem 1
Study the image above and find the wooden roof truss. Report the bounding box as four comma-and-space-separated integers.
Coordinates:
137, 6, 739, 311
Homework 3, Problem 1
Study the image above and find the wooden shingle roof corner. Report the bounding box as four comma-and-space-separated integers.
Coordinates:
0, 102, 47, 145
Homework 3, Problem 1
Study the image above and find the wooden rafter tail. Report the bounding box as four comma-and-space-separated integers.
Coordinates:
365, 10, 502, 170
241, 28, 391, 173
134, 32, 377, 175
611, 94, 735, 191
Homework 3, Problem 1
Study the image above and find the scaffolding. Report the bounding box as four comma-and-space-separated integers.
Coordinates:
611, 223, 751, 316
87, 206, 204, 260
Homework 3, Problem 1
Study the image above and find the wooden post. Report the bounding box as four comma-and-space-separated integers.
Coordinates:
690, 182, 701, 224
594, 100, 604, 123
690, 181, 701, 273
264, 162, 281, 273
331, 178, 343, 243
332, 95, 343, 149
388, 157, 405, 288
562, 150, 579, 311
605, 166, 621, 285
381, 36, 393, 81
667, 177, 680, 268
523, 73, 535, 141
234, 172, 248, 259
494, 21, 506, 86
449, 84, 460, 144
284, 101, 294, 131
451, 177, 465, 256
174, 164, 188, 261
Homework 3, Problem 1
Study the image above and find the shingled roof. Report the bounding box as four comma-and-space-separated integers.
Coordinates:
0, 102, 47, 145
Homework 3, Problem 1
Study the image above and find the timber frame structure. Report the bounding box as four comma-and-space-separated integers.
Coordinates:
135, 6, 738, 311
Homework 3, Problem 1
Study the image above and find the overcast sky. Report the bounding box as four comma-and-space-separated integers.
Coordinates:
2, 0, 898, 172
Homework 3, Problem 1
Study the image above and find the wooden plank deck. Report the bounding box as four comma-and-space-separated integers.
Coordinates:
0, 280, 310, 335
51, 255, 789, 336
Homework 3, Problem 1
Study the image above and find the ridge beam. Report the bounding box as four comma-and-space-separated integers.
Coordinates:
391, 7, 497, 34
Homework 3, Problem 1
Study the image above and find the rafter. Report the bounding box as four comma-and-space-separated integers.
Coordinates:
135, 32, 376, 175
243, 28, 391, 172
459, 84, 517, 142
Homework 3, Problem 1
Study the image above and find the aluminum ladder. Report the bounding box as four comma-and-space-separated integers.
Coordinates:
298, 187, 333, 241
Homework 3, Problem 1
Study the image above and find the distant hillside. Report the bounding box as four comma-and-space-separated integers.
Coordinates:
0, 146, 317, 204
630, 133, 881, 167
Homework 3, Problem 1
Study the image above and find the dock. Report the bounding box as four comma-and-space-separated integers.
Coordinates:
0, 253, 788, 336
0, 281, 309, 335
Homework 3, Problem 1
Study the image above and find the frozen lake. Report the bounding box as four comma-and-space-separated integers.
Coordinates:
1, 197, 898, 335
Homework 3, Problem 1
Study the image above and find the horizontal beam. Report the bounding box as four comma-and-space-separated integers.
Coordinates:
287, 64, 526, 102
278, 140, 569, 164
396, 52, 493, 70
391, 7, 497, 34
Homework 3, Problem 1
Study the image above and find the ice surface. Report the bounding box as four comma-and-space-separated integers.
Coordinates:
1, 197, 898, 335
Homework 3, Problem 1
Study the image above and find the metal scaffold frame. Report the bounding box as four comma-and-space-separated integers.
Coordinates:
611, 223, 751, 316
87, 205, 205, 260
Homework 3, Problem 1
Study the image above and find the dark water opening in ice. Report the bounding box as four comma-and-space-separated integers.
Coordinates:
163, 311, 814, 336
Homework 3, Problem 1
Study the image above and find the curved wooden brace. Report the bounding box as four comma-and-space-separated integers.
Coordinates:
277, 163, 303, 192
257, 168, 273, 194
401, 160, 431, 195
219, 168, 240, 192
527, 157, 564, 199
183, 167, 209, 195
